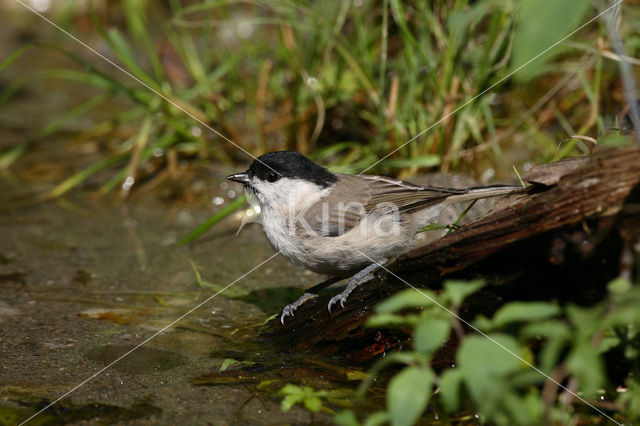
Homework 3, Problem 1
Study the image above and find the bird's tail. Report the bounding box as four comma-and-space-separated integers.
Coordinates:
444, 184, 526, 204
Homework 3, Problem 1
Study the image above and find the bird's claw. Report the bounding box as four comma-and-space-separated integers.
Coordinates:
327, 293, 348, 314
280, 304, 296, 325
280, 292, 318, 325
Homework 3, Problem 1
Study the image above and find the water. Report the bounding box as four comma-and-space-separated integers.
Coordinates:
0, 169, 340, 423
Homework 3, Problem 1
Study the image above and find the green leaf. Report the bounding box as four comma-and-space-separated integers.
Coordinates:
458, 334, 522, 377
414, 317, 451, 353
491, 302, 560, 328
607, 277, 632, 294
376, 288, 438, 314
501, 391, 540, 425
304, 396, 323, 412
279, 384, 305, 412
509, 369, 547, 388
363, 411, 390, 426
539, 336, 570, 373
219, 358, 236, 372
616, 379, 640, 418
473, 315, 494, 332
566, 304, 605, 340
334, 410, 361, 426
440, 368, 464, 412
356, 352, 425, 402
566, 343, 605, 394
443, 279, 485, 307
457, 334, 523, 405
521, 320, 571, 342
279, 384, 302, 395
511, 0, 591, 81
387, 366, 434, 426
366, 313, 418, 328
604, 305, 640, 328
281, 394, 302, 412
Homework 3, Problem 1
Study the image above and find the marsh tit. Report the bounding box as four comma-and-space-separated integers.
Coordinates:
227, 151, 525, 324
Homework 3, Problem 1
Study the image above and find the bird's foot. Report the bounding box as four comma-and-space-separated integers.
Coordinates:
280, 292, 318, 325
327, 290, 351, 314
327, 264, 380, 314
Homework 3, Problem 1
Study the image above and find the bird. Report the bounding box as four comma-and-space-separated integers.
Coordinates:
227, 151, 525, 324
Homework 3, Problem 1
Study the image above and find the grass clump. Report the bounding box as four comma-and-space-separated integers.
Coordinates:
2, 0, 637, 199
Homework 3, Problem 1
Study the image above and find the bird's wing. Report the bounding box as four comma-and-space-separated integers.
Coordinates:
301, 175, 372, 237
301, 173, 522, 237
301, 174, 466, 237
360, 174, 468, 213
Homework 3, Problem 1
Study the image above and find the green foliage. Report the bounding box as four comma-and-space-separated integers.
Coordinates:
279, 385, 324, 413
442, 279, 485, 307
478, 301, 560, 330
512, 0, 592, 81
442, 334, 535, 424
277, 384, 353, 415
413, 317, 450, 353
387, 366, 434, 426
178, 195, 248, 245
337, 278, 640, 425
4, 0, 635, 246
617, 379, 640, 419
6, 0, 616, 198
189, 259, 248, 298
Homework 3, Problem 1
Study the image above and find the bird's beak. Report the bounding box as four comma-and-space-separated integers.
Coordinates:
227, 172, 251, 184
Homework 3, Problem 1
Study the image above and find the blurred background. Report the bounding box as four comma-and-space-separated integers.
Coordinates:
1, 1, 640, 424
2, 0, 639, 204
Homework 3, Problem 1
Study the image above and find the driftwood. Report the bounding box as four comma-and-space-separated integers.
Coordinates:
261, 146, 640, 360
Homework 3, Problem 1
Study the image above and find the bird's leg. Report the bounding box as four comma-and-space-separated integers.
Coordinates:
280, 275, 343, 324
327, 262, 381, 314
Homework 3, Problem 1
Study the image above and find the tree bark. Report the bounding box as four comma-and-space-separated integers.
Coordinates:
261, 146, 640, 360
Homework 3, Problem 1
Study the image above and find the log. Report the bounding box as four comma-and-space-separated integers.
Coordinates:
261, 146, 640, 360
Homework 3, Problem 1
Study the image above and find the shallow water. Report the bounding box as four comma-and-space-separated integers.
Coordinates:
0, 26, 368, 422
0, 168, 345, 424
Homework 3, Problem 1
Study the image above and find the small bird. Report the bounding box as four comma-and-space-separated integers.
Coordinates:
227, 151, 524, 324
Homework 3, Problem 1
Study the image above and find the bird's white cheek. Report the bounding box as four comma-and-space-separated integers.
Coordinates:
253, 179, 328, 210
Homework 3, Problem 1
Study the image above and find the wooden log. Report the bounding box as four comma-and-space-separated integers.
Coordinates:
261, 146, 640, 359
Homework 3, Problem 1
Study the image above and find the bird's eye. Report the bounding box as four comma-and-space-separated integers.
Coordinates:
265, 171, 280, 183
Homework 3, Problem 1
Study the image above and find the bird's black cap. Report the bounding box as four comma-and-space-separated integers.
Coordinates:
248, 151, 338, 188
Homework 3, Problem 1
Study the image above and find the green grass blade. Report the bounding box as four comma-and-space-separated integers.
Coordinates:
512, 166, 526, 188
0, 74, 32, 107
0, 45, 34, 72
334, 42, 378, 103
188, 259, 248, 297
99, 131, 177, 194
36, 93, 108, 139
36, 43, 154, 106
446, 199, 478, 235
46, 153, 129, 200
0, 145, 28, 170
178, 194, 247, 245
43, 69, 118, 91
123, 0, 164, 80
106, 28, 160, 90
381, 154, 441, 169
